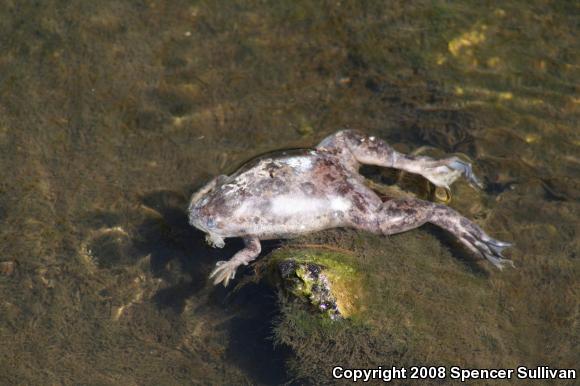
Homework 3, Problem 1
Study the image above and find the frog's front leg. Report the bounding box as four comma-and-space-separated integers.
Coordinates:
205, 233, 225, 248
318, 130, 482, 189
209, 236, 261, 286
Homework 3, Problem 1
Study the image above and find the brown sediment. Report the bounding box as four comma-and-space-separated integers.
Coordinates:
0, 0, 577, 385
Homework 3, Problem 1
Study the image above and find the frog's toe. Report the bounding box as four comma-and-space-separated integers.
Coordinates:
205, 234, 225, 248
448, 157, 484, 189
457, 232, 514, 270
482, 250, 515, 270
209, 260, 237, 287
486, 238, 513, 255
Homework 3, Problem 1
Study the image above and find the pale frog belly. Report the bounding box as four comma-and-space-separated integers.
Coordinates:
220, 193, 352, 238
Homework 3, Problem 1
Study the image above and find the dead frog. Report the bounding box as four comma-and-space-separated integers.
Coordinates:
188, 130, 513, 286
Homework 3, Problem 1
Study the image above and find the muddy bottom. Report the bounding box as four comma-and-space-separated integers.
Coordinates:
0, 1, 577, 385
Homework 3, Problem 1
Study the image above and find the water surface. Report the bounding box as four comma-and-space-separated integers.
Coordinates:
0, 1, 577, 384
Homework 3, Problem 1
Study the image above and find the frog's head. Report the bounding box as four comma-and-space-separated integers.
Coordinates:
188, 193, 229, 236
188, 193, 211, 229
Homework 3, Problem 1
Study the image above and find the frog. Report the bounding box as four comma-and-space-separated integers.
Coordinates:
188, 130, 513, 286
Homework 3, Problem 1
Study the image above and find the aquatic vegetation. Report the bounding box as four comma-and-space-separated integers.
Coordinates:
0, 0, 576, 384
262, 248, 364, 319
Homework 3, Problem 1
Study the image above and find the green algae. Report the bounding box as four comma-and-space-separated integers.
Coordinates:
261, 248, 364, 319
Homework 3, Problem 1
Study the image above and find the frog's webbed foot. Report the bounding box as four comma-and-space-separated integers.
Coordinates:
417, 156, 483, 190
456, 231, 514, 269
430, 204, 514, 269
209, 237, 261, 287
210, 260, 238, 287
447, 157, 483, 189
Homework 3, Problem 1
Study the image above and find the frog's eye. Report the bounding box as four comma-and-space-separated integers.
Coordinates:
434, 186, 452, 204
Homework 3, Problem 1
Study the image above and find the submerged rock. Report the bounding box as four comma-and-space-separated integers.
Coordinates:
278, 260, 341, 319
260, 248, 364, 320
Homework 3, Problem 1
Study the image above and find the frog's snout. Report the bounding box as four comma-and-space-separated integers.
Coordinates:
187, 205, 201, 228
188, 200, 207, 227
188, 201, 220, 234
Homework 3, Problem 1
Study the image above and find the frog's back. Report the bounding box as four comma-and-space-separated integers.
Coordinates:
224, 149, 353, 200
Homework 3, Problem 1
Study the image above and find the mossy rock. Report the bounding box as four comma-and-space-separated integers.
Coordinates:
260, 248, 365, 319
253, 230, 524, 384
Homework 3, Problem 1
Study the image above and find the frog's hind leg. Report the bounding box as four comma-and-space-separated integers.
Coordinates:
395, 155, 482, 189
393, 155, 483, 190
209, 236, 261, 287
358, 198, 513, 269
319, 130, 482, 189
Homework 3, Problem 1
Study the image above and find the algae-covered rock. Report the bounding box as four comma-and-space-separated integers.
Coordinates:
257, 229, 519, 384
260, 248, 364, 320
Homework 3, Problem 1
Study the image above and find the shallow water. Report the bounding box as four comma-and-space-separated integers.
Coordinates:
0, 1, 578, 385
